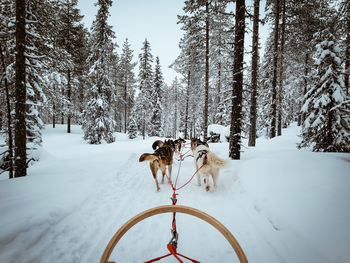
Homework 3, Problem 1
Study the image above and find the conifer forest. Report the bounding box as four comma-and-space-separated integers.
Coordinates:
1, 0, 350, 180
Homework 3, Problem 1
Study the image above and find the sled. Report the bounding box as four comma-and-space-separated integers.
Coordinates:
100, 205, 248, 263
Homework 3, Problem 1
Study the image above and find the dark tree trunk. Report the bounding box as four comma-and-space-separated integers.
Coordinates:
203, 0, 209, 143
0, 44, 14, 179
67, 69, 71, 133
229, 0, 245, 160
174, 84, 178, 138
184, 70, 190, 139
277, 0, 286, 136
53, 101, 56, 128
270, 0, 279, 138
124, 78, 127, 133
301, 53, 309, 123
216, 60, 221, 123
14, 0, 27, 178
345, 4, 350, 97
248, 0, 260, 147
61, 86, 64, 125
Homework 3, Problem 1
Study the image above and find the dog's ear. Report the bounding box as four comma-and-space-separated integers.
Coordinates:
170, 140, 175, 150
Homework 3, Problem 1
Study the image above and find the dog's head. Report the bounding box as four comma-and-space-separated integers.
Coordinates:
163, 139, 175, 151
174, 137, 186, 152
191, 138, 209, 151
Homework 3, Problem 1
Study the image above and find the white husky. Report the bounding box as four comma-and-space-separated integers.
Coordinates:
193, 145, 229, 191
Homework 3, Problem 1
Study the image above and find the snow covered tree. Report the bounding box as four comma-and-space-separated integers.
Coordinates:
135, 39, 154, 139
118, 38, 136, 133
127, 108, 138, 139
299, 33, 350, 152
57, 0, 85, 133
149, 56, 163, 137
82, 0, 116, 144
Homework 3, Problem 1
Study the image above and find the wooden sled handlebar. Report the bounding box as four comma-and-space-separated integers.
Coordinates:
100, 205, 248, 263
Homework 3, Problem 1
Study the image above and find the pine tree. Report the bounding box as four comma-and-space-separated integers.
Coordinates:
299, 33, 350, 152
118, 38, 136, 133
127, 108, 138, 139
82, 0, 116, 144
150, 56, 163, 137
135, 39, 154, 139
57, 0, 85, 133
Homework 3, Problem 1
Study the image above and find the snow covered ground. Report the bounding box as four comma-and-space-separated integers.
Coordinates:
0, 123, 349, 263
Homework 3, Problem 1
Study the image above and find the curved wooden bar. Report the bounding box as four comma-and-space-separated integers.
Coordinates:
100, 205, 248, 263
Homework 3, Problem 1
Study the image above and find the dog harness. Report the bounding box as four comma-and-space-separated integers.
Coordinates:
196, 149, 208, 165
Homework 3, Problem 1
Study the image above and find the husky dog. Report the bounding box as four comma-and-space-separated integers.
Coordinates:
193, 144, 229, 191
190, 138, 209, 151
140, 140, 175, 191
174, 137, 186, 152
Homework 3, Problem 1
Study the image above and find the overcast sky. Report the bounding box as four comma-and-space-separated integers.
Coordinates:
77, 0, 271, 86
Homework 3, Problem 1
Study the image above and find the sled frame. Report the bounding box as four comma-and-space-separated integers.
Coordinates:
100, 205, 248, 263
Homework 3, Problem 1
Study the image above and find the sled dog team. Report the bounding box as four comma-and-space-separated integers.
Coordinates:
139, 138, 229, 192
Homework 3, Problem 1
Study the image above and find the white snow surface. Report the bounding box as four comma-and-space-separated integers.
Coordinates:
0, 123, 350, 263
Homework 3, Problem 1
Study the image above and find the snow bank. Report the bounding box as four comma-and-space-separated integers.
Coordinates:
208, 124, 230, 142
0, 123, 349, 262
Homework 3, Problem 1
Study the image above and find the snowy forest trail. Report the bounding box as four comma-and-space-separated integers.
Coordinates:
0, 124, 350, 263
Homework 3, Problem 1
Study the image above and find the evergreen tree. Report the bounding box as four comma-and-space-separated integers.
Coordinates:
150, 56, 163, 136
135, 39, 154, 139
57, 0, 85, 133
127, 108, 138, 139
299, 33, 350, 152
82, 0, 116, 144
118, 38, 136, 133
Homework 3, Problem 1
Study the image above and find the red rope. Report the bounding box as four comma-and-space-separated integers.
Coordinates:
146, 147, 204, 263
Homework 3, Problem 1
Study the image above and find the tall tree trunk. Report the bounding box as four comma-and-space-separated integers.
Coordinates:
67, 69, 71, 133
14, 0, 27, 177
270, 0, 279, 138
216, 61, 221, 123
0, 44, 14, 179
248, 0, 260, 147
124, 78, 127, 133
184, 70, 190, 139
229, 0, 245, 160
174, 84, 178, 138
53, 100, 56, 128
345, 3, 350, 97
301, 53, 309, 123
61, 86, 64, 124
277, 0, 286, 136
203, 0, 210, 143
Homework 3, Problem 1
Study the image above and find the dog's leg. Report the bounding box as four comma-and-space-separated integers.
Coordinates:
197, 173, 201, 186
161, 169, 165, 184
168, 165, 172, 183
212, 168, 219, 188
205, 175, 210, 191
150, 163, 160, 191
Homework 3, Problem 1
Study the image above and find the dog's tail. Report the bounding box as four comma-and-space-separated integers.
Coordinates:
139, 153, 159, 162
152, 140, 164, 150
207, 152, 230, 168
